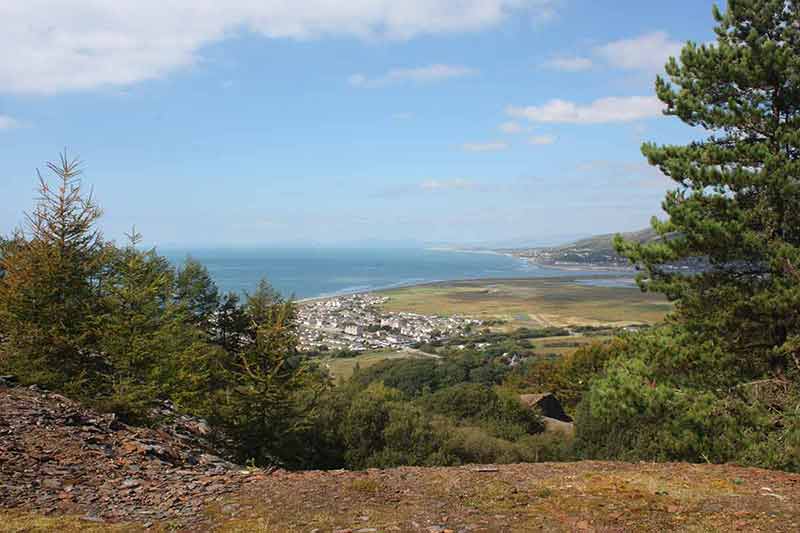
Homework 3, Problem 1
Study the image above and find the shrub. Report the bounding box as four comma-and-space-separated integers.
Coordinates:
574, 354, 768, 463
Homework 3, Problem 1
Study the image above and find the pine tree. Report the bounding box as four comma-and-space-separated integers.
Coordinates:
616, 0, 800, 380
0, 153, 109, 395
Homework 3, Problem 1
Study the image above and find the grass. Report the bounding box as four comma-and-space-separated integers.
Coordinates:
0, 512, 142, 532
7, 462, 800, 532
319, 350, 422, 381
530, 334, 614, 357
380, 277, 670, 329
203, 462, 800, 532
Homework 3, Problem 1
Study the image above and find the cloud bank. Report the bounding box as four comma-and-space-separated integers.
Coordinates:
349, 65, 477, 88
507, 96, 664, 124
0, 0, 557, 94
528, 134, 556, 145
0, 116, 18, 130
544, 56, 593, 72
462, 141, 509, 152
595, 31, 683, 72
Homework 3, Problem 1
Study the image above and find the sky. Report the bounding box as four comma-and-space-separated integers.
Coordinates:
0, 0, 722, 247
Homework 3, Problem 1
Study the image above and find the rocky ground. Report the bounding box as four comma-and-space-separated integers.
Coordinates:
2, 383, 800, 532
0, 382, 268, 529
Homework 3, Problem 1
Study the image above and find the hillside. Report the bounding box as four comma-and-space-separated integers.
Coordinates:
504, 228, 659, 268
3, 382, 800, 532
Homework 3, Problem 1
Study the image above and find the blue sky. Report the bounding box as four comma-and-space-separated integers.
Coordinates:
0, 0, 721, 247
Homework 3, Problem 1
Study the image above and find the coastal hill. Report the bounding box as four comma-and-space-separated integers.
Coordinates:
502, 228, 659, 268
3, 381, 799, 532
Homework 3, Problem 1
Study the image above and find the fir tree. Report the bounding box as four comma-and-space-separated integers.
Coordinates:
0, 153, 108, 395
175, 257, 220, 332
214, 291, 249, 355
97, 229, 177, 419
215, 280, 325, 466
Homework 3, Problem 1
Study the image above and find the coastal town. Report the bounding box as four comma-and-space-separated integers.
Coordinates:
296, 293, 483, 353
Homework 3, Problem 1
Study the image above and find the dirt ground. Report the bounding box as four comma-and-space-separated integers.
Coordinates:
7, 460, 798, 532
209, 461, 800, 532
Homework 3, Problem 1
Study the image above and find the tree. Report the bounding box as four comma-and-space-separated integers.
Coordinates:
96, 229, 224, 420
244, 279, 283, 331
96, 230, 175, 418
175, 257, 219, 332
616, 0, 800, 380
214, 280, 326, 466
0, 153, 109, 395
214, 291, 249, 355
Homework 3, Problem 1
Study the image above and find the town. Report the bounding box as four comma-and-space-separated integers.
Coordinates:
296, 293, 483, 353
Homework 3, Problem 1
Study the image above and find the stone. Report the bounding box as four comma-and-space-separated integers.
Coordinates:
0, 385, 244, 530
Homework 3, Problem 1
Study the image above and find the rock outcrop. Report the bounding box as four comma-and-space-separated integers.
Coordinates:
0, 381, 266, 527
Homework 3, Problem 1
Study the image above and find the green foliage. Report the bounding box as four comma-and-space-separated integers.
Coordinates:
423, 383, 543, 439
213, 291, 249, 355
175, 257, 219, 331
572, 1, 800, 472
506, 337, 626, 414
0, 153, 326, 468
210, 286, 328, 467
439, 425, 568, 464
574, 353, 760, 462
355, 350, 509, 398
575, 326, 800, 469
0, 154, 108, 397
335, 383, 444, 468
616, 0, 800, 376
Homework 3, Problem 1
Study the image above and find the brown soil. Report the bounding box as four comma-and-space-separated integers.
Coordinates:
2, 384, 800, 532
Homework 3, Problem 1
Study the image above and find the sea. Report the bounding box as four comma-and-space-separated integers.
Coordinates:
160, 247, 634, 300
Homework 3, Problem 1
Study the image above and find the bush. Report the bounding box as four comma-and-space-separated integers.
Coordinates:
423, 383, 543, 438
506, 337, 626, 416
576, 356, 755, 462
438, 424, 572, 464
337, 383, 449, 469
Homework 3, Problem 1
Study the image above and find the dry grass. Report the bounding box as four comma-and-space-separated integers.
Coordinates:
529, 334, 613, 356
0, 512, 142, 532
319, 350, 422, 380
205, 462, 800, 532
7, 462, 800, 532
380, 277, 670, 329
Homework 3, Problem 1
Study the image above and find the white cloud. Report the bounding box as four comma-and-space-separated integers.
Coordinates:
420, 179, 477, 191
499, 121, 523, 134
0, 0, 556, 94
0, 115, 19, 130
575, 160, 669, 189
528, 134, 555, 145
507, 96, 664, 124
462, 141, 509, 152
595, 31, 683, 72
544, 56, 593, 72
349, 64, 477, 88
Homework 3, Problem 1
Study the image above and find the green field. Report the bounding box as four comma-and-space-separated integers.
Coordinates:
528, 334, 613, 356
379, 276, 669, 329
319, 350, 423, 381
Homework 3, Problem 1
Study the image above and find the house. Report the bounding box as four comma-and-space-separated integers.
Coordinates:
518, 393, 572, 422
344, 324, 363, 336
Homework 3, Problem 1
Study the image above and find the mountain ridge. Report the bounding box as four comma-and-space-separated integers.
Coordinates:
501, 227, 659, 268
